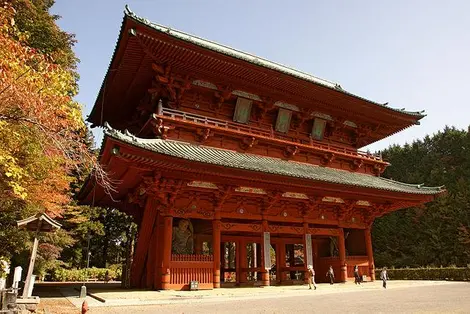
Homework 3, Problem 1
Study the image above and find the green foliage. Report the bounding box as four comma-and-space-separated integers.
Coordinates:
12, 0, 79, 74
375, 267, 470, 281
59, 206, 134, 269
51, 265, 122, 282
374, 126, 470, 267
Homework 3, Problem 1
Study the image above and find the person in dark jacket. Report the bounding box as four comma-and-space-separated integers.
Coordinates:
354, 265, 361, 285
326, 266, 335, 284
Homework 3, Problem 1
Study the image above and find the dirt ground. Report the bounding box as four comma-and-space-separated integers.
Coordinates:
89, 282, 470, 314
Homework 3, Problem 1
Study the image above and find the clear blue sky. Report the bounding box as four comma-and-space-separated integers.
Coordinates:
52, 0, 470, 152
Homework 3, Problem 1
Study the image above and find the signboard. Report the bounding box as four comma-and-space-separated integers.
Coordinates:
305, 234, 313, 268
263, 232, 272, 270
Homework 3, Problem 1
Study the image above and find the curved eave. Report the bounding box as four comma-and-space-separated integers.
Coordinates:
358, 120, 425, 149
100, 125, 445, 197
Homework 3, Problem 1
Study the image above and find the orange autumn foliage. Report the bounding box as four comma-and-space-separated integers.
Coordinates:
0, 3, 92, 216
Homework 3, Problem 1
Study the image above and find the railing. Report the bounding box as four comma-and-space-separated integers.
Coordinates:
157, 108, 384, 163
170, 254, 213, 286
161, 107, 274, 138
171, 254, 213, 262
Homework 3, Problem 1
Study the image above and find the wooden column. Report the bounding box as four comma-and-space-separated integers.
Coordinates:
154, 212, 164, 289
338, 228, 347, 282
260, 219, 270, 286
278, 240, 287, 282
131, 197, 158, 288
239, 240, 247, 284
213, 215, 221, 288
145, 216, 158, 289
235, 240, 241, 285
365, 226, 375, 281
160, 215, 173, 290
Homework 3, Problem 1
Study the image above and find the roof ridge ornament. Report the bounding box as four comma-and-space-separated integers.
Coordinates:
124, 4, 134, 16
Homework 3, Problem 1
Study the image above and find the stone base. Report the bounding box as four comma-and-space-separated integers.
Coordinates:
16, 296, 40, 313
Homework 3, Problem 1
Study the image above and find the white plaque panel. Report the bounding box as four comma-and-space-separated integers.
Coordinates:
305, 234, 313, 268
263, 232, 272, 270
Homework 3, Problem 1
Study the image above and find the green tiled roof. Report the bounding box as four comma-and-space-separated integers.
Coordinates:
123, 6, 425, 119
104, 125, 443, 195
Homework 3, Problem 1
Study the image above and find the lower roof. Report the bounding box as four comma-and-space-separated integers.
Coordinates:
104, 124, 444, 196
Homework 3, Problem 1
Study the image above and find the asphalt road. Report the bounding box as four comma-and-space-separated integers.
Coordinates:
90, 282, 470, 314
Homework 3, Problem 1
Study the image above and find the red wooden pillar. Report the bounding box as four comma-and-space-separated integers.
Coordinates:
145, 215, 159, 289
338, 228, 347, 282
260, 219, 270, 286
365, 226, 375, 281
213, 216, 221, 288
239, 240, 247, 284
235, 240, 241, 285
154, 212, 164, 289
130, 197, 158, 288
278, 240, 287, 282
160, 215, 173, 290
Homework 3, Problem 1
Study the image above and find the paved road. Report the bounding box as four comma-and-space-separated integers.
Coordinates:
90, 282, 470, 314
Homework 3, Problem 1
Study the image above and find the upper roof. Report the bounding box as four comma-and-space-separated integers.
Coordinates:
88, 6, 427, 147
104, 124, 444, 196
123, 6, 424, 119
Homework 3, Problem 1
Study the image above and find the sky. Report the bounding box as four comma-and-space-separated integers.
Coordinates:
51, 0, 470, 152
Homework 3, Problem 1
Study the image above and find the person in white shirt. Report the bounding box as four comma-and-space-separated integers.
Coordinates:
380, 267, 389, 289
307, 265, 317, 290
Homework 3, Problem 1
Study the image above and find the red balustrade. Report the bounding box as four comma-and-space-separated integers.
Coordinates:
157, 108, 384, 163
170, 254, 214, 289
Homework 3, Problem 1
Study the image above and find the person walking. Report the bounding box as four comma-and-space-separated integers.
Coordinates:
380, 267, 389, 289
354, 265, 361, 285
326, 265, 335, 285
307, 266, 317, 290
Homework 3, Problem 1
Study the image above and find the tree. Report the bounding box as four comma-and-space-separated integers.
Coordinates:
373, 126, 470, 267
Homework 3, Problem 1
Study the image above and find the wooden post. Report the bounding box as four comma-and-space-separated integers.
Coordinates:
146, 217, 159, 289
154, 213, 164, 289
131, 197, 158, 287
365, 226, 375, 281
23, 220, 42, 298
239, 240, 247, 284
213, 216, 221, 288
235, 240, 241, 285
260, 219, 270, 286
338, 228, 347, 282
278, 240, 287, 282
160, 215, 173, 290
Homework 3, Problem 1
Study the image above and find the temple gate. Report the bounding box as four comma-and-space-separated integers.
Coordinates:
79, 6, 445, 290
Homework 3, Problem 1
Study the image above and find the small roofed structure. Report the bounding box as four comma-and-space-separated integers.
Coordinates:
17, 213, 62, 232
17, 213, 61, 298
